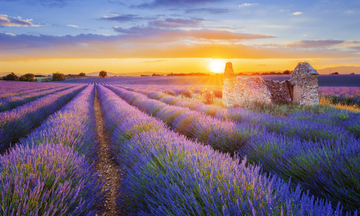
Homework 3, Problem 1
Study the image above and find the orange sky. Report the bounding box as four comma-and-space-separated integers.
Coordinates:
1, 0, 360, 75
1, 57, 359, 75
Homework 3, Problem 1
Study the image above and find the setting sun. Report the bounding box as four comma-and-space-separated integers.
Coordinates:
209, 59, 226, 73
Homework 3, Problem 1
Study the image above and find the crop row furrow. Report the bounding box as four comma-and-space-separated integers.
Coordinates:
0, 85, 74, 112
96, 84, 351, 215
0, 82, 69, 99
0, 85, 86, 153
106, 85, 360, 212
0, 84, 103, 215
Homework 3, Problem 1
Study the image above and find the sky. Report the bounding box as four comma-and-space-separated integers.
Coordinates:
1, 0, 360, 75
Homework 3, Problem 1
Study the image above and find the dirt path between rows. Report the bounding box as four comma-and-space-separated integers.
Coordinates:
94, 88, 125, 216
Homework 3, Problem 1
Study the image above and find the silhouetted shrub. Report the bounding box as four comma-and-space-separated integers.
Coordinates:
3, 72, 18, 81
79, 72, 86, 76
99, 70, 107, 78
52, 72, 66, 81
19, 73, 35, 81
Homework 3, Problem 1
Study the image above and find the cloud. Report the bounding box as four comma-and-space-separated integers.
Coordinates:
0, 32, 356, 61
293, 12, 302, 15
1, 0, 75, 7
113, 26, 274, 42
286, 40, 344, 48
0, 14, 39, 27
100, 14, 146, 22
141, 60, 171, 63
135, 0, 220, 8
185, 8, 230, 14
67, 24, 79, 28
238, 3, 258, 8
149, 18, 205, 28
345, 10, 354, 14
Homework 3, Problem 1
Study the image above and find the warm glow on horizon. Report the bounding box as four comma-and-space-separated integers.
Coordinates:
209, 59, 226, 73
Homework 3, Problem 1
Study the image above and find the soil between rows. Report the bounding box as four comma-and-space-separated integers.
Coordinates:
94, 88, 125, 216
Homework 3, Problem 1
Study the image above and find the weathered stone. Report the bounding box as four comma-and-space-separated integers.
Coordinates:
290, 62, 319, 106
265, 80, 293, 103
222, 61, 319, 107
224, 62, 234, 77
223, 76, 272, 107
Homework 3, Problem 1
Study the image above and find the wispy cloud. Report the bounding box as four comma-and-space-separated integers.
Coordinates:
238, 3, 258, 8
0, 32, 355, 61
141, 60, 171, 63
100, 14, 147, 22
135, 0, 220, 8
0, 14, 40, 27
345, 10, 355, 14
113, 26, 274, 42
149, 18, 205, 28
67, 24, 79, 28
286, 39, 344, 48
185, 8, 230, 14
293, 12, 302, 15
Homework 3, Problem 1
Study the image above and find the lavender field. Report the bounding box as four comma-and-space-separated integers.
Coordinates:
0, 78, 360, 215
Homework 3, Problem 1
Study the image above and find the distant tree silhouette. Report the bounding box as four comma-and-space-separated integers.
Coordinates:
3, 72, 18, 81
79, 72, 86, 76
99, 70, 107, 78
19, 73, 35, 81
52, 72, 66, 81
283, 70, 291, 74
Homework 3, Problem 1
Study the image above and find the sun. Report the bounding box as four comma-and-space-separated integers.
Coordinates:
209, 59, 225, 73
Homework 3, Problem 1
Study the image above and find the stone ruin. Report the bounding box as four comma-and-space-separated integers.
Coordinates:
222, 62, 319, 107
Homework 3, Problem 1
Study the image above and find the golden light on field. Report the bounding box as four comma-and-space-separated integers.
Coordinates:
209, 59, 226, 73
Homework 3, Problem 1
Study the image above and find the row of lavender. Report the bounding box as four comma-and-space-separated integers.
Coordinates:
0, 85, 74, 112
123, 85, 360, 139
0, 81, 70, 99
0, 85, 85, 153
0, 85, 103, 215
97, 84, 353, 215
106, 85, 360, 212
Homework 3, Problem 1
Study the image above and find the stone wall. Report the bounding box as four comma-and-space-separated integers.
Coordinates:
290, 62, 319, 106
222, 61, 319, 107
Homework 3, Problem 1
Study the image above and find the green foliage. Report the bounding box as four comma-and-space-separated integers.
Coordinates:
3, 72, 18, 81
99, 70, 107, 78
19, 73, 35, 81
52, 72, 66, 81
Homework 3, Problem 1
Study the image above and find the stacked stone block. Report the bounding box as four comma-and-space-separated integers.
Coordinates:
222, 61, 319, 107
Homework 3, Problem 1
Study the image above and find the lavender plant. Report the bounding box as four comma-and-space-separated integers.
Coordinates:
0, 85, 104, 214
0, 85, 85, 153
96, 84, 351, 215
0, 85, 73, 112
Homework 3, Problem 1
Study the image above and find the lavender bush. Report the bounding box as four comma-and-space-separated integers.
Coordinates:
0, 143, 102, 216
105, 85, 360, 212
97, 85, 351, 215
0, 85, 85, 153
0, 85, 72, 112
0, 85, 104, 214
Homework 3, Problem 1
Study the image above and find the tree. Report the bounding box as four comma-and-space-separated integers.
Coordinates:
283, 70, 291, 74
52, 72, 66, 81
3, 72, 18, 81
19, 73, 35, 81
99, 70, 107, 78
331, 72, 339, 75
79, 72, 86, 76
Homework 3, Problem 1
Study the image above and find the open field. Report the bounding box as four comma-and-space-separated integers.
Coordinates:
0, 77, 360, 215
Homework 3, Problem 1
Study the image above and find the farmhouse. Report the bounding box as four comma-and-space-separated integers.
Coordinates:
222, 62, 319, 107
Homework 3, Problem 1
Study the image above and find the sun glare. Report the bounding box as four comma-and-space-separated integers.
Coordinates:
210, 59, 225, 73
